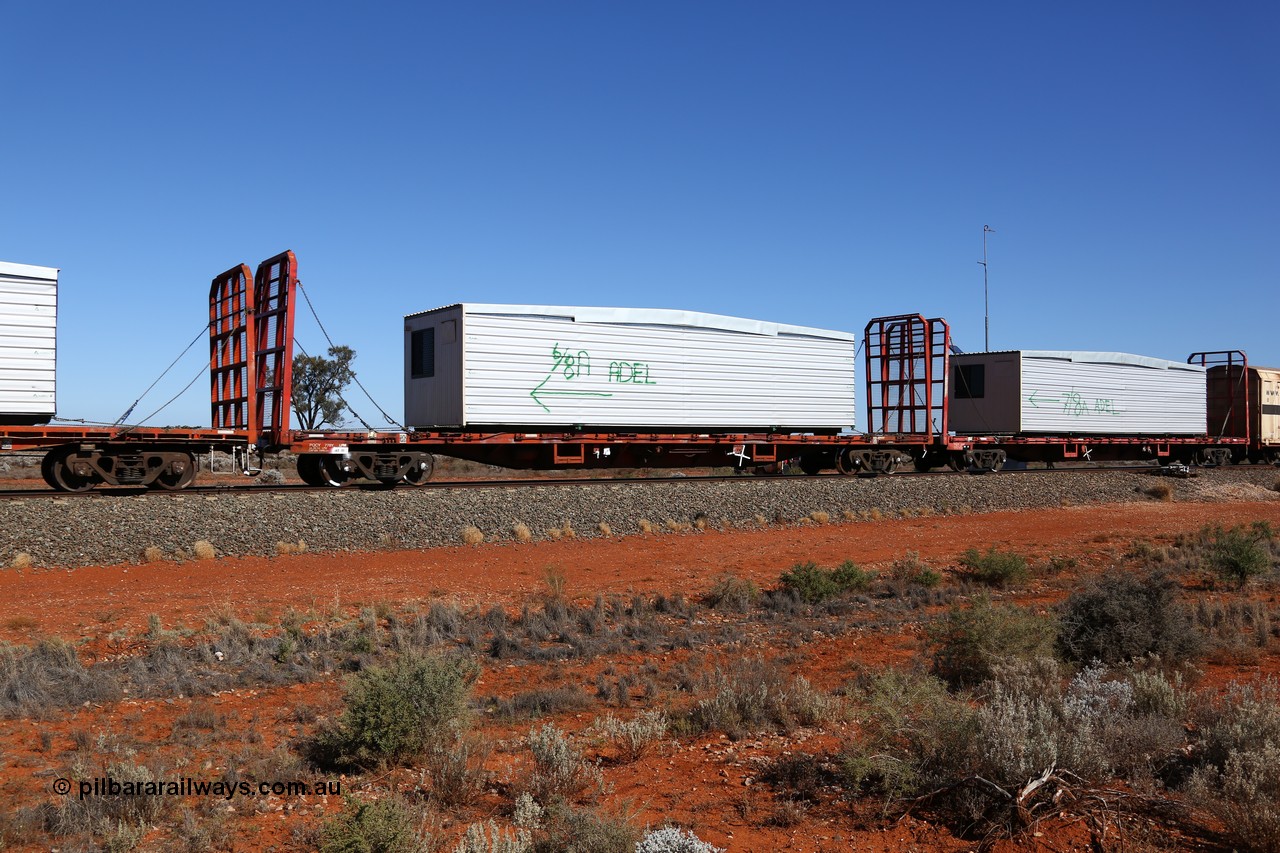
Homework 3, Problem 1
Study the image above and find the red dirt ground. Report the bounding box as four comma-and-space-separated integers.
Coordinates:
2, 498, 1279, 852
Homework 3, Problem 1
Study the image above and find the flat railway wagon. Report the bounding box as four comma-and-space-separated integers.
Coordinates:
1, 250, 1276, 491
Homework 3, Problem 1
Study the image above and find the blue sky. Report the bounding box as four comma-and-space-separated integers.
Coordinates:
3, 2, 1276, 429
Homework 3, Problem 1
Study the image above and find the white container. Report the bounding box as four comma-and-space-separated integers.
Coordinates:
948, 350, 1206, 435
0, 260, 57, 424
404, 304, 856, 430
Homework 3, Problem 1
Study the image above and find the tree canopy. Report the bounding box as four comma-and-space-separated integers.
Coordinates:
291, 345, 356, 429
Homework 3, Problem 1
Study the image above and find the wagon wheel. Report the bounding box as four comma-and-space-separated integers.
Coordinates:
151, 454, 197, 491
296, 454, 326, 486
40, 451, 59, 490
401, 454, 434, 486
45, 447, 98, 493
834, 450, 859, 476
318, 456, 352, 487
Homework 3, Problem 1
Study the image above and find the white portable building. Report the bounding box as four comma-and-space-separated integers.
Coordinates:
0, 260, 58, 424
404, 304, 856, 430
948, 350, 1206, 435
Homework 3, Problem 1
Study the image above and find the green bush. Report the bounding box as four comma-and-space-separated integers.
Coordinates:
1057, 572, 1201, 665
958, 547, 1029, 588
778, 560, 872, 603
831, 560, 875, 592
1206, 524, 1274, 588
927, 596, 1056, 688
319, 797, 430, 853
887, 552, 940, 589
312, 652, 478, 768
841, 668, 977, 801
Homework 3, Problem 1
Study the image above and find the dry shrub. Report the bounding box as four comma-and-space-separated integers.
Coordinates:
276, 540, 308, 556
590, 710, 668, 763
9, 552, 32, 570
513, 522, 533, 543
1145, 482, 1174, 502
425, 731, 492, 809
691, 658, 836, 739
1057, 572, 1201, 665
560, 521, 576, 539
928, 596, 1057, 688
868, 508, 883, 521
693, 514, 709, 531
545, 528, 563, 541
705, 574, 761, 612
461, 526, 485, 546
637, 519, 654, 534
811, 510, 832, 525
193, 540, 216, 561
597, 521, 612, 537
841, 509, 858, 521
753, 513, 767, 526
522, 723, 604, 804
142, 545, 164, 563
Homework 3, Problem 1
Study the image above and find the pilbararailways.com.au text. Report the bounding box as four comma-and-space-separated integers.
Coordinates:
57, 777, 341, 801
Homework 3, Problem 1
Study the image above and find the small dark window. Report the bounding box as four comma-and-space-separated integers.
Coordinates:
954, 364, 985, 399
411, 327, 435, 378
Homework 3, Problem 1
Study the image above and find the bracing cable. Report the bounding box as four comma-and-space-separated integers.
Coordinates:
296, 279, 406, 430
114, 323, 209, 425
115, 361, 209, 436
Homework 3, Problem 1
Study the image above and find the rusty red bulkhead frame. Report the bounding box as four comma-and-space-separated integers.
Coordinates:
863, 314, 950, 442
208, 251, 297, 449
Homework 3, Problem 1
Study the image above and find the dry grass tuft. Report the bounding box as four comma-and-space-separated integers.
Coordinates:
10, 552, 32, 570
665, 518, 692, 533
841, 509, 858, 521
809, 511, 830, 525
461, 526, 485, 546
867, 508, 883, 521
753, 513, 768, 526
193, 540, 216, 561
545, 528, 563, 541
142, 545, 164, 563
637, 519, 654, 534
1146, 482, 1174, 502
4, 614, 38, 630
560, 521, 576, 539
693, 514, 709, 531
276, 540, 308, 556
513, 522, 533, 543
597, 521, 612, 537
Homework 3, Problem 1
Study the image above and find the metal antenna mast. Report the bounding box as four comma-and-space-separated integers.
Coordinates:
978, 225, 995, 350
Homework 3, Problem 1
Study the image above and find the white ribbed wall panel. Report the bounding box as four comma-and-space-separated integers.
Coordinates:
405, 305, 856, 429
0, 261, 57, 419
951, 350, 1206, 435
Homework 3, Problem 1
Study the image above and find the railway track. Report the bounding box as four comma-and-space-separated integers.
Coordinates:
0, 462, 1218, 501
